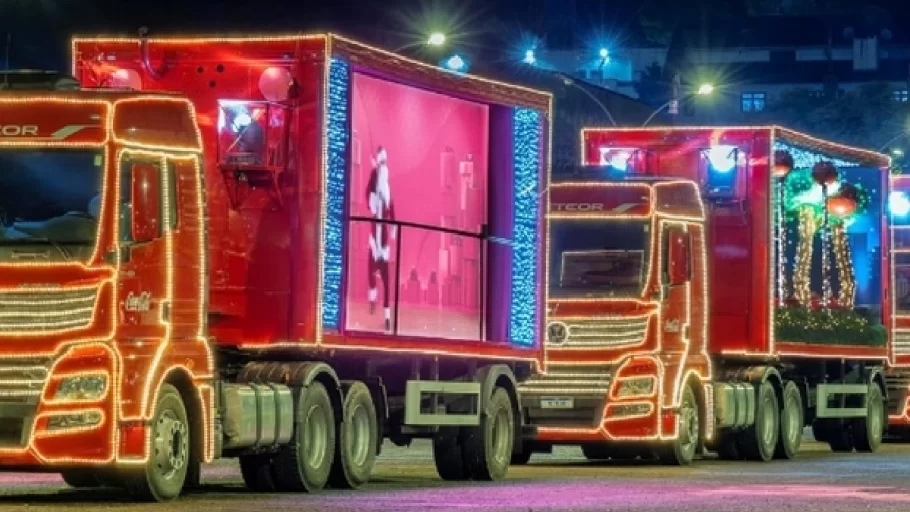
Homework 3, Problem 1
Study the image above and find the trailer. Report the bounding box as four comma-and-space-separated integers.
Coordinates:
515, 126, 892, 465
0, 33, 550, 501
886, 173, 910, 437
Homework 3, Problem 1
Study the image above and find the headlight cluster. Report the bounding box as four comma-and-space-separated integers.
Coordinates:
616, 377, 655, 398
54, 375, 107, 401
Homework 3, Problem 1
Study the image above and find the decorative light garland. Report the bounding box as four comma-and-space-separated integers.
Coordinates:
794, 207, 818, 306
511, 107, 543, 346
320, 57, 349, 332
832, 223, 856, 307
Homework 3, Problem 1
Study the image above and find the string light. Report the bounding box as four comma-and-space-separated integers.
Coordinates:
511, 107, 543, 347
320, 57, 349, 332
832, 223, 856, 307
793, 207, 818, 306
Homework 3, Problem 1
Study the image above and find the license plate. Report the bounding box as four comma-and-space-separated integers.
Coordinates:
540, 397, 574, 409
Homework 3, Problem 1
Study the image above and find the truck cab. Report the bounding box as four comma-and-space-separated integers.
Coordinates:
519, 167, 711, 464
0, 71, 211, 485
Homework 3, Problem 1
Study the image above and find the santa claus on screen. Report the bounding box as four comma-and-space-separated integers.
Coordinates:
366, 146, 397, 332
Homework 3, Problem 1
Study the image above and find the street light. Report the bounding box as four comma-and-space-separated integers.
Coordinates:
557, 73, 617, 127
427, 32, 446, 46
641, 82, 715, 127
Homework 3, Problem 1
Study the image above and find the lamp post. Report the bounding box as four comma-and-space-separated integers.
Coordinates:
557, 73, 617, 127
641, 81, 715, 127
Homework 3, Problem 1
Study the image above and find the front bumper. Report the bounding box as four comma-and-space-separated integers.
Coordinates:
0, 342, 117, 467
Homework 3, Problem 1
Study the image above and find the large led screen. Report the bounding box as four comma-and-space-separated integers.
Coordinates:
345, 72, 490, 340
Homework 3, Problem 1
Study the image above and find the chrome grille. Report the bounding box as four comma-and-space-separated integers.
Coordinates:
893, 330, 910, 358
519, 364, 613, 398
550, 316, 650, 349
0, 356, 51, 401
0, 287, 98, 334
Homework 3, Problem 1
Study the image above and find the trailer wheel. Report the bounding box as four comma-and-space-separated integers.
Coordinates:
741, 380, 779, 462
463, 387, 515, 480
273, 381, 336, 492
433, 427, 468, 481
774, 381, 803, 460
853, 384, 885, 453
713, 432, 742, 460
240, 454, 277, 491
511, 441, 533, 465
123, 383, 190, 502
61, 471, 100, 488
659, 384, 699, 465
328, 382, 378, 489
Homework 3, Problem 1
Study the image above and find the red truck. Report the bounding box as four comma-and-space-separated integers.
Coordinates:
0, 33, 550, 501
516, 126, 895, 465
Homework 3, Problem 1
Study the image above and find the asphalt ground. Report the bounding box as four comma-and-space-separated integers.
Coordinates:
1, 438, 910, 511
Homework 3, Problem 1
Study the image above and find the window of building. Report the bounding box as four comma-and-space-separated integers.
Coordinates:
893, 89, 908, 103
741, 92, 766, 112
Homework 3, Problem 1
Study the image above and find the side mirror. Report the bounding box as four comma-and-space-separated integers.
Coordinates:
668, 230, 690, 286
130, 162, 162, 243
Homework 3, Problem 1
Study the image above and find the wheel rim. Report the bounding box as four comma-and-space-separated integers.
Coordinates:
869, 395, 883, 444
349, 404, 371, 467
305, 405, 329, 468
783, 395, 800, 446
491, 407, 512, 465
760, 394, 776, 447
679, 392, 698, 455
153, 409, 188, 481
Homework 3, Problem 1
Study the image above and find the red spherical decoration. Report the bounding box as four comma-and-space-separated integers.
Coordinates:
258, 66, 294, 102
773, 150, 794, 177
812, 161, 839, 186
839, 182, 859, 202
828, 196, 857, 217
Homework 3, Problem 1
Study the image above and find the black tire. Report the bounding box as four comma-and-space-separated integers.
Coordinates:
659, 384, 700, 466
774, 381, 803, 460
741, 381, 779, 462
328, 382, 378, 489
433, 427, 468, 481
240, 454, 277, 492
853, 384, 885, 453
61, 471, 100, 488
713, 432, 742, 460
123, 383, 190, 502
511, 442, 533, 465
273, 381, 336, 493
823, 419, 855, 452
462, 387, 516, 481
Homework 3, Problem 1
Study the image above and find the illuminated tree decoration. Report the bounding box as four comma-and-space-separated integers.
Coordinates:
510, 107, 542, 347
321, 57, 350, 331
793, 207, 818, 306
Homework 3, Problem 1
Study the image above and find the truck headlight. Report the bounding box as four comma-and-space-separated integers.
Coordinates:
46, 411, 104, 431
54, 375, 107, 401
547, 322, 568, 345
616, 377, 655, 398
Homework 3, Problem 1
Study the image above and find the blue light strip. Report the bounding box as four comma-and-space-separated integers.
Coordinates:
774, 141, 859, 169
510, 107, 542, 346
322, 58, 350, 331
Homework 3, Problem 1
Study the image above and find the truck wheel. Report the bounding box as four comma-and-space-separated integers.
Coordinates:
713, 432, 742, 460
511, 441, 533, 465
61, 471, 100, 488
328, 382, 378, 489
433, 427, 468, 480
124, 383, 190, 502
240, 454, 276, 491
774, 381, 803, 460
463, 387, 515, 480
659, 384, 699, 466
741, 380, 779, 462
853, 384, 885, 453
273, 381, 336, 492
817, 419, 855, 452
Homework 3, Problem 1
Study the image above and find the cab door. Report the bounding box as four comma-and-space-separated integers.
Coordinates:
660, 224, 693, 355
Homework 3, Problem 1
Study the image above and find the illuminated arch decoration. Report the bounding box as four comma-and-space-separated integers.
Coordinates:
320, 57, 350, 332
510, 107, 542, 346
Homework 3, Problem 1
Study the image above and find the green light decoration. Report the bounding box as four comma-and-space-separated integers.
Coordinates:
782, 167, 871, 224
774, 307, 886, 347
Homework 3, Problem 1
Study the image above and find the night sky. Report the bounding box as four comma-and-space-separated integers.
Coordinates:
2, 0, 910, 74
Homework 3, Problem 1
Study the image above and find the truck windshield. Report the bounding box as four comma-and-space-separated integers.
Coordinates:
549, 219, 651, 299
0, 150, 103, 262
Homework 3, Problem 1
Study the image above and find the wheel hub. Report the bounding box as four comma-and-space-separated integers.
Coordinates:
153, 410, 188, 480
